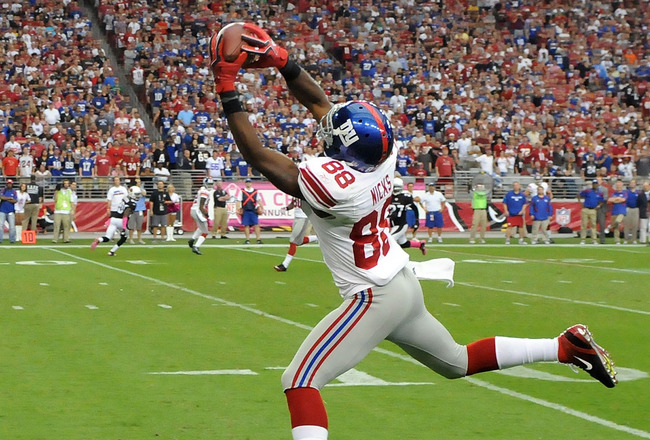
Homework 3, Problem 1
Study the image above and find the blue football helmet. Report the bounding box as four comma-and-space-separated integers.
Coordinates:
203, 177, 214, 188
317, 101, 394, 172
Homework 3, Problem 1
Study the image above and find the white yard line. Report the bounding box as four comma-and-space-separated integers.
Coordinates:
48, 248, 650, 438
436, 248, 650, 275
457, 282, 650, 316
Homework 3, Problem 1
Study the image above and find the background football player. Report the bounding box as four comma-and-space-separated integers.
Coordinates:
188, 177, 213, 255
274, 196, 318, 272
389, 177, 426, 255
91, 186, 141, 256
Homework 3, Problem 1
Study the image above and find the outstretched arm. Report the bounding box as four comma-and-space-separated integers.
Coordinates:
225, 111, 301, 198
283, 68, 332, 123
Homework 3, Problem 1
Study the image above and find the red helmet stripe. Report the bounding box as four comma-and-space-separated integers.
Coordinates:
357, 101, 389, 161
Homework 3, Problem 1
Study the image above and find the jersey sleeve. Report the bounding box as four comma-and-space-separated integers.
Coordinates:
297, 159, 342, 212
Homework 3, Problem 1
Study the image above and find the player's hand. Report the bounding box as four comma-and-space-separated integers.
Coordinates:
208, 219, 214, 229
241, 23, 288, 69
210, 34, 248, 94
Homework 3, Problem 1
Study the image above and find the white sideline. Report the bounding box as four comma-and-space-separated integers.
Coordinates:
48, 248, 649, 439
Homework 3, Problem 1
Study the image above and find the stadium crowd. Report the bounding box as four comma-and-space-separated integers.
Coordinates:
1, 0, 650, 186
0, 0, 648, 245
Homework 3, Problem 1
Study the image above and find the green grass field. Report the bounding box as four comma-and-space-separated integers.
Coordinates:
1, 238, 648, 439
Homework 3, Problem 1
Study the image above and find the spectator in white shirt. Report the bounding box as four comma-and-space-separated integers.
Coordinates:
42, 102, 61, 126
476, 148, 502, 187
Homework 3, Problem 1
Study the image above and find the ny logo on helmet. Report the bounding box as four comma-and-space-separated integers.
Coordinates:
333, 119, 359, 147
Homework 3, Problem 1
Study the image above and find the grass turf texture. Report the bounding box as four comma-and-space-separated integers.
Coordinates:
1, 239, 648, 439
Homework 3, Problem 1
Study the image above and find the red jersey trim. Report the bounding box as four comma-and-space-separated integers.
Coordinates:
299, 167, 336, 208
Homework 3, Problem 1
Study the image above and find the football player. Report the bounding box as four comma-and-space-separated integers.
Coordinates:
188, 177, 213, 255
210, 24, 617, 440
274, 197, 318, 271
389, 178, 426, 254
91, 186, 140, 256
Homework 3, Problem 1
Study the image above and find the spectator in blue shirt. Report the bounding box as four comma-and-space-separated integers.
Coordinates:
578, 179, 605, 244
530, 186, 553, 244
61, 150, 77, 178
395, 148, 412, 176
503, 181, 529, 244
607, 180, 628, 244
0, 179, 17, 244
177, 104, 195, 127
47, 148, 63, 179
235, 157, 250, 178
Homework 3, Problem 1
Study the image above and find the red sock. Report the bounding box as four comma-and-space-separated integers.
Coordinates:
466, 337, 498, 375
285, 387, 328, 429
288, 242, 298, 256
302, 236, 310, 245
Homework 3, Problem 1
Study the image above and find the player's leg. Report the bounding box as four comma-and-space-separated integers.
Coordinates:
92, 221, 117, 249
189, 209, 208, 254
387, 270, 558, 378
108, 226, 128, 256
281, 279, 413, 440
388, 269, 616, 386
277, 218, 309, 271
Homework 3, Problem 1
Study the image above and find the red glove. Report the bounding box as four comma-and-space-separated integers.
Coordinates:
122, 217, 129, 230
209, 32, 248, 93
241, 23, 289, 69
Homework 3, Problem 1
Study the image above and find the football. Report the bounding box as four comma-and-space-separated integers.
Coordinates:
216, 22, 260, 66
218, 22, 246, 62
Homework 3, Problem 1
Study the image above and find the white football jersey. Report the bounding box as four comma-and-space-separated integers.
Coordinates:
297, 148, 409, 298
192, 186, 211, 210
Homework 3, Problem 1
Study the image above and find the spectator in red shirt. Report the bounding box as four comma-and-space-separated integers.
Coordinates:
107, 142, 124, 170
95, 147, 112, 188
2, 150, 20, 177
435, 147, 456, 184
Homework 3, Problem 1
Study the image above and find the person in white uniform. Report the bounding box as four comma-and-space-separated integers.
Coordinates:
188, 177, 213, 255
274, 196, 318, 271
